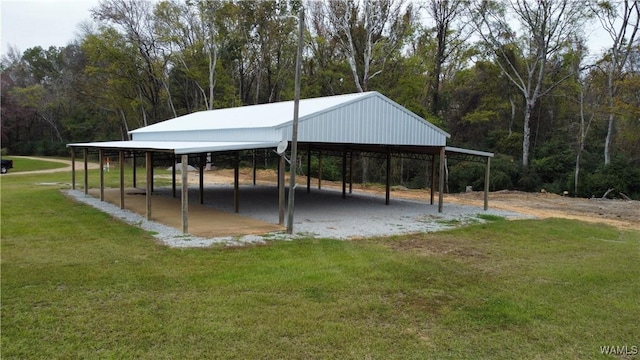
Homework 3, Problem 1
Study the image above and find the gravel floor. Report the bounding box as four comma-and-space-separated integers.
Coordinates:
65, 185, 531, 248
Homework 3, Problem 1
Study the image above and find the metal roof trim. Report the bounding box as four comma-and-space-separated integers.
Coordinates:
445, 146, 494, 158
67, 140, 280, 155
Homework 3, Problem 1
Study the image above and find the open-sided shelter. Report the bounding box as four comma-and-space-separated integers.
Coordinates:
68, 91, 493, 234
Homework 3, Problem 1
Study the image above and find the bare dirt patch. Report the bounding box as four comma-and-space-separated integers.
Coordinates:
177, 168, 639, 231
446, 190, 639, 231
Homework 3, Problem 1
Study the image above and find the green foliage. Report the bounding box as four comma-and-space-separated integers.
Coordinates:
531, 137, 575, 192
308, 154, 342, 182
461, 109, 499, 124
448, 154, 519, 193
1, 0, 638, 199
579, 155, 640, 199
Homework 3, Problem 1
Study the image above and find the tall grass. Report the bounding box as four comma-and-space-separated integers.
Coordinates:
1, 159, 639, 359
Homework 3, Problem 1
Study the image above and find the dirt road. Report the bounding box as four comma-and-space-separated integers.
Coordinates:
2, 156, 100, 176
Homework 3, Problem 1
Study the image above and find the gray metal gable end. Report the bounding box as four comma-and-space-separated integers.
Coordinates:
280, 91, 450, 146
364, 92, 450, 138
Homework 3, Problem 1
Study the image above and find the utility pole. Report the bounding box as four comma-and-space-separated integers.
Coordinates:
287, 7, 304, 234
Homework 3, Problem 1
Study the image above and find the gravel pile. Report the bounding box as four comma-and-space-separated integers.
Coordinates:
65, 187, 531, 248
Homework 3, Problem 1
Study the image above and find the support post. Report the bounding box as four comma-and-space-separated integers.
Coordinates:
278, 155, 285, 225
307, 150, 311, 193
132, 152, 137, 188
145, 152, 152, 220
430, 155, 436, 205
385, 147, 391, 205
172, 155, 177, 198
318, 151, 322, 190
83, 148, 88, 195
119, 150, 125, 209
286, 7, 304, 234
252, 150, 257, 185
342, 149, 347, 199
99, 149, 104, 201
71, 148, 76, 190
234, 152, 239, 213
199, 154, 205, 205
150, 153, 154, 193
349, 151, 354, 194
484, 157, 491, 210
181, 154, 189, 234
438, 147, 445, 213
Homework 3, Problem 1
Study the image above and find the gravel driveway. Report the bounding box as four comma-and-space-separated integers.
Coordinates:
67, 184, 530, 247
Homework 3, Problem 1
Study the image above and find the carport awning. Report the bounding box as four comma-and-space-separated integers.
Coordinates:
67, 140, 281, 155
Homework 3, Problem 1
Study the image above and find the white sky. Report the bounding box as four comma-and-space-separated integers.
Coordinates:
1, 0, 99, 56
0, 0, 617, 60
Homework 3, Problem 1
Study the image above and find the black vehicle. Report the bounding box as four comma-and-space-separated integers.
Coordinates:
1, 159, 13, 174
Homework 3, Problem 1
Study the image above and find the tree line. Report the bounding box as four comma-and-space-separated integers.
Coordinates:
1, 0, 639, 199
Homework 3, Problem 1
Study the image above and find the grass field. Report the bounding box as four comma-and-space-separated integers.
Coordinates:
1, 158, 639, 359
1, 156, 68, 172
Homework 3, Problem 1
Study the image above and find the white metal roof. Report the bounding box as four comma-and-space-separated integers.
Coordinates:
129, 91, 450, 147
130, 92, 370, 133
68, 140, 280, 155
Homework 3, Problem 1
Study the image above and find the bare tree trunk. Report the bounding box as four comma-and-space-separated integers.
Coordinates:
604, 70, 616, 165
597, 0, 640, 165
163, 80, 177, 118
39, 114, 63, 142
208, 44, 217, 110
604, 111, 614, 165
522, 101, 534, 168
509, 97, 516, 136
119, 108, 130, 139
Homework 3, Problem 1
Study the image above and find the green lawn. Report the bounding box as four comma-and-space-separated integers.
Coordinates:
2, 156, 68, 172
1, 160, 639, 359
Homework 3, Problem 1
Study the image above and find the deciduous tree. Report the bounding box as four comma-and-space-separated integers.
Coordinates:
471, 0, 590, 167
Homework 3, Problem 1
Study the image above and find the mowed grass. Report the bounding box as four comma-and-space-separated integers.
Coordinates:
1, 159, 639, 359
2, 156, 68, 172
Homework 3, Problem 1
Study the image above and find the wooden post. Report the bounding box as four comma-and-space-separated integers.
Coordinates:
172, 155, 177, 198
99, 149, 104, 201
150, 153, 154, 193
252, 150, 257, 186
430, 155, 436, 205
234, 152, 239, 213
484, 157, 491, 210
83, 148, 88, 195
306, 150, 311, 193
349, 151, 354, 194
279, 155, 285, 225
132, 152, 137, 188
71, 147, 76, 190
318, 151, 322, 190
181, 154, 189, 234
342, 149, 347, 199
385, 147, 391, 205
119, 150, 125, 209
438, 147, 445, 213
199, 154, 205, 205
146, 151, 152, 220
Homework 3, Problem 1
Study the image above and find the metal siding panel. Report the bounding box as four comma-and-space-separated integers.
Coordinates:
284, 94, 448, 146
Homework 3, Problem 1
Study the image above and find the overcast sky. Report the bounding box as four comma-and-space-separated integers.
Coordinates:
1, 0, 99, 55
0, 0, 614, 59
